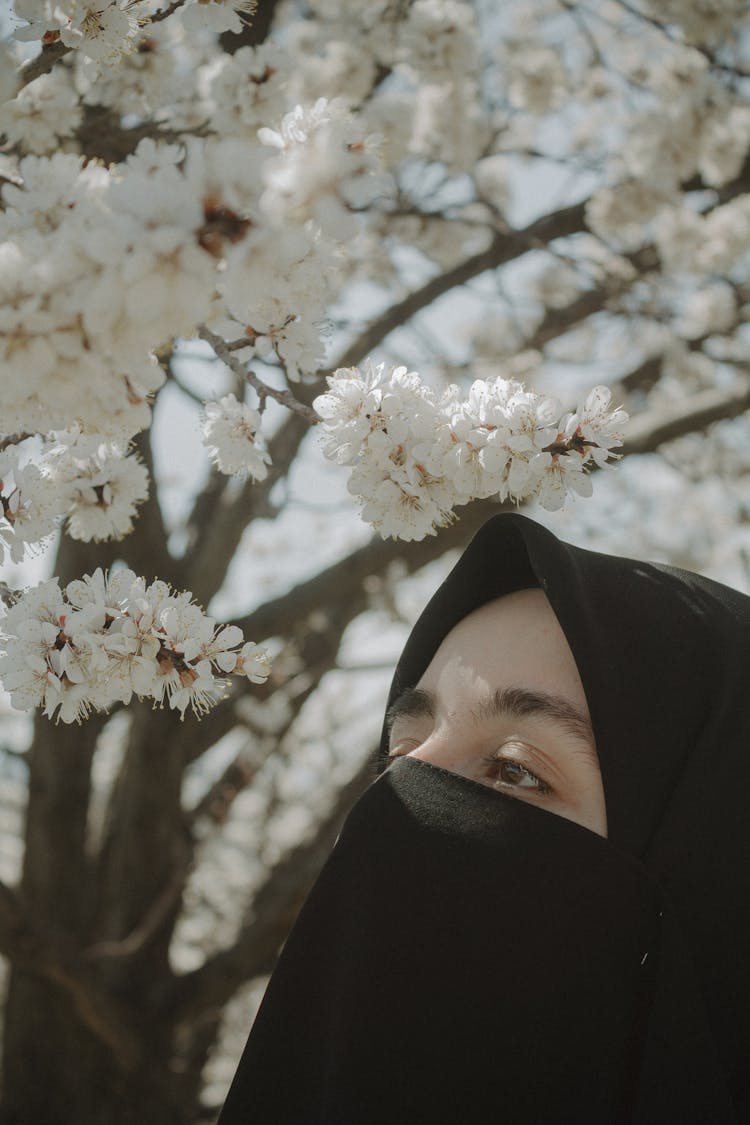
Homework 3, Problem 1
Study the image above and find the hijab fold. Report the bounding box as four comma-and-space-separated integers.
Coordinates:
218, 513, 750, 1123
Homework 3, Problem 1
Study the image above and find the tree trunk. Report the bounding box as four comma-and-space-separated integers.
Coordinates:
0, 978, 188, 1125
0, 528, 194, 1124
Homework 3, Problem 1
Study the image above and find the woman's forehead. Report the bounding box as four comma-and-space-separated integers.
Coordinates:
415, 588, 591, 721
421, 590, 577, 669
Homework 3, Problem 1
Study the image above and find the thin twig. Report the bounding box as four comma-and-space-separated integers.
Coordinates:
16, 40, 71, 92
145, 0, 190, 27
197, 327, 321, 424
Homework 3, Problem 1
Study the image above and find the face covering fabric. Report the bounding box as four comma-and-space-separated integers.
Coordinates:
217, 512, 749, 1123
219, 757, 665, 1123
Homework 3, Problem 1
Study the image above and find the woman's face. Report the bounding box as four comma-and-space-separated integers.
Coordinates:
386, 588, 608, 837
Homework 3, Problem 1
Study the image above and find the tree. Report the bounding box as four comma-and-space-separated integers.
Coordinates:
0, 0, 749, 1120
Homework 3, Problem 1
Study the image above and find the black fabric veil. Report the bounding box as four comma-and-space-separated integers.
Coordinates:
217, 512, 750, 1124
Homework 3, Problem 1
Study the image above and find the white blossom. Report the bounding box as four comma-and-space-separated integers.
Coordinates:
313, 364, 628, 538
473, 154, 511, 212
698, 105, 750, 188
0, 568, 271, 724
676, 282, 737, 339
201, 43, 291, 138
586, 182, 670, 251
395, 0, 479, 79
0, 447, 64, 565
258, 97, 390, 238
182, 0, 256, 35
41, 430, 151, 542
200, 394, 272, 480
0, 70, 82, 156
561, 386, 629, 471
653, 205, 707, 274
640, 0, 747, 46
500, 43, 568, 114
13, 0, 141, 68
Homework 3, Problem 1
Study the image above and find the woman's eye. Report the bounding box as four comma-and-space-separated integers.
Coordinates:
387, 740, 553, 799
484, 754, 552, 796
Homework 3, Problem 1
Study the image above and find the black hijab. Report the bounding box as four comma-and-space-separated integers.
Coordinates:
217, 512, 750, 1123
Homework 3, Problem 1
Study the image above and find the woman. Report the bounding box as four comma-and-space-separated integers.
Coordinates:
217, 512, 749, 1123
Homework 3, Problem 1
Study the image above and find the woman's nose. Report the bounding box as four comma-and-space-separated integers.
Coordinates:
405, 731, 466, 777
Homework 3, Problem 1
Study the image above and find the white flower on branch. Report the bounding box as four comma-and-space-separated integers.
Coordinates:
313, 363, 628, 540
676, 282, 737, 339
182, 0, 257, 35
698, 104, 750, 188
623, 106, 700, 194
395, 0, 479, 79
639, 0, 747, 47
500, 42, 569, 114
0, 70, 82, 156
200, 394, 272, 481
534, 453, 594, 512
202, 43, 291, 138
0, 568, 271, 724
0, 446, 64, 565
41, 427, 150, 542
560, 385, 629, 471
473, 154, 511, 212
13, 0, 141, 68
258, 97, 391, 239
585, 181, 671, 252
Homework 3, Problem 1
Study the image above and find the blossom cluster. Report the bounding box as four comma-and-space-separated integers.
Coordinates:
0, 427, 149, 564
313, 362, 628, 540
0, 97, 388, 561
1, 99, 381, 443
0, 567, 271, 725
10, 0, 258, 69
11, 0, 142, 69
200, 394, 272, 480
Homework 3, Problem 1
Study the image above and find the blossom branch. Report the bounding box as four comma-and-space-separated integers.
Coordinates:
145, 0, 190, 26
197, 327, 320, 424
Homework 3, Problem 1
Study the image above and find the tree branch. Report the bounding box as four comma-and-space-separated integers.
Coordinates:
197, 327, 320, 423
621, 381, 750, 455
332, 200, 588, 370
124, 427, 179, 581
16, 40, 71, 91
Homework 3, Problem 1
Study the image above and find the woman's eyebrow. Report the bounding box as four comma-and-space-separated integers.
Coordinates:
385, 684, 596, 754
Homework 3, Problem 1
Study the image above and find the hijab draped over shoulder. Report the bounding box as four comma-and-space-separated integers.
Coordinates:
218, 512, 750, 1124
